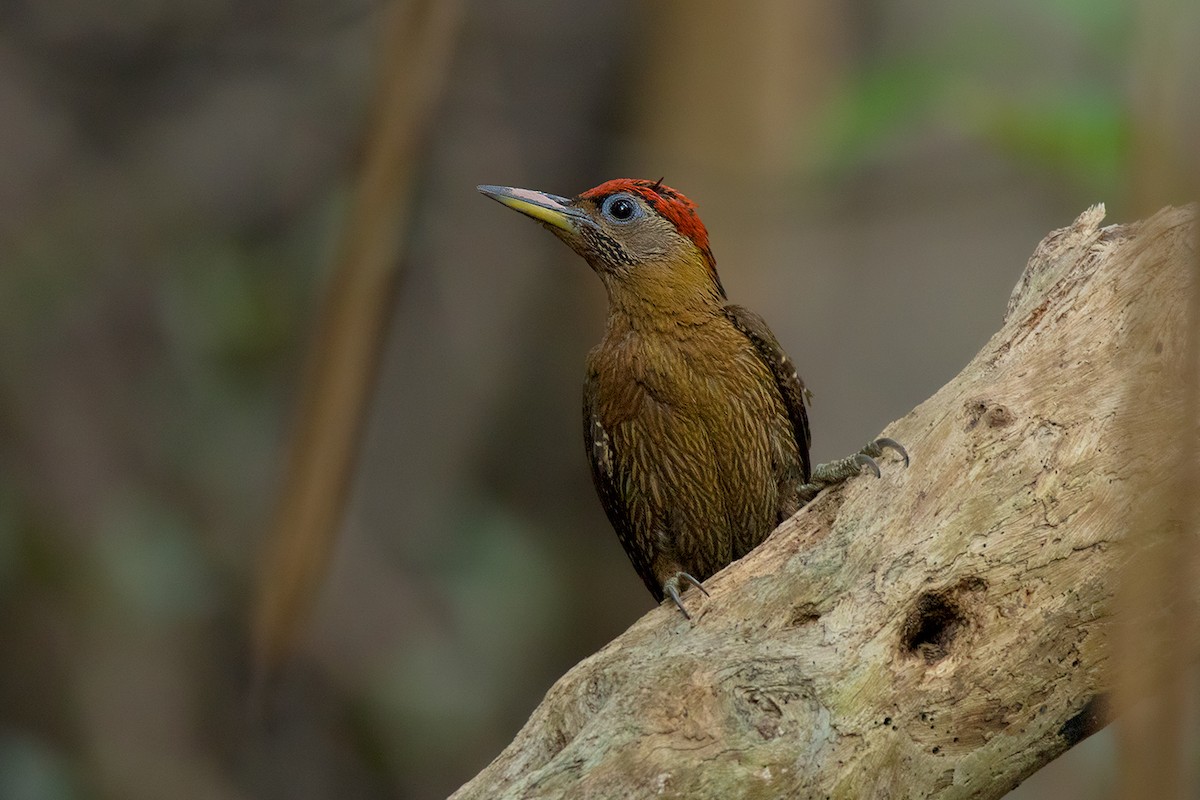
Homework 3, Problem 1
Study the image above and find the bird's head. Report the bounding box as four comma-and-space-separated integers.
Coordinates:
479, 178, 726, 315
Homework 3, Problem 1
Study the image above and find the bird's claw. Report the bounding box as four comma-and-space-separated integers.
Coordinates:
853, 453, 881, 479
680, 571, 710, 596
663, 571, 708, 619
799, 436, 909, 503
861, 436, 909, 468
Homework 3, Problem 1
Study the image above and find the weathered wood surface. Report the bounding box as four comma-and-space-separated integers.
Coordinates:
452, 205, 1196, 799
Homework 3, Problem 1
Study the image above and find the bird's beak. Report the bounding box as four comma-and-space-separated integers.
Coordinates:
477, 185, 590, 234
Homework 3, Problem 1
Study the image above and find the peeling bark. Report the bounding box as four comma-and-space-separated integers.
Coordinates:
452, 205, 1197, 800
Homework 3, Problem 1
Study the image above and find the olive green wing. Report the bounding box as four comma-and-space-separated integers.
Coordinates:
583, 372, 664, 602
722, 303, 813, 483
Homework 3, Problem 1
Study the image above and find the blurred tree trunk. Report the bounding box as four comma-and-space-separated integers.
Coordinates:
629, 0, 846, 176
1116, 5, 1200, 797
450, 205, 1197, 799
251, 0, 464, 685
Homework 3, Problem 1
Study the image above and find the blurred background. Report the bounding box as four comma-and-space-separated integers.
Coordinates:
1, 0, 1197, 798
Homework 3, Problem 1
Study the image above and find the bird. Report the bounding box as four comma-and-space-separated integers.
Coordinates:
479, 178, 905, 618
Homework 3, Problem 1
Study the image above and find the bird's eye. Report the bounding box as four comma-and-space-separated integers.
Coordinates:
602, 194, 641, 224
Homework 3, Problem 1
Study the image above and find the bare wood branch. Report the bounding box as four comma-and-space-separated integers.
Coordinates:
451, 205, 1197, 799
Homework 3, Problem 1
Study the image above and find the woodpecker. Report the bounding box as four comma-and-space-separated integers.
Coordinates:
479, 179, 905, 618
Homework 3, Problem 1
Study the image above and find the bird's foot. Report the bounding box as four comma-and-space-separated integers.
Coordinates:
797, 437, 908, 503
662, 572, 709, 620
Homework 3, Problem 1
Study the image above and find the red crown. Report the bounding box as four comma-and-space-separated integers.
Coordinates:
580, 179, 713, 265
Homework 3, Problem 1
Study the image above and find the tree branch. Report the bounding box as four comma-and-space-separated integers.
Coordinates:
452, 205, 1197, 799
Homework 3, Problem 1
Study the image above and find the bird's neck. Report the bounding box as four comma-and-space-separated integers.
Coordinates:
603, 290, 723, 336
599, 257, 725, 334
